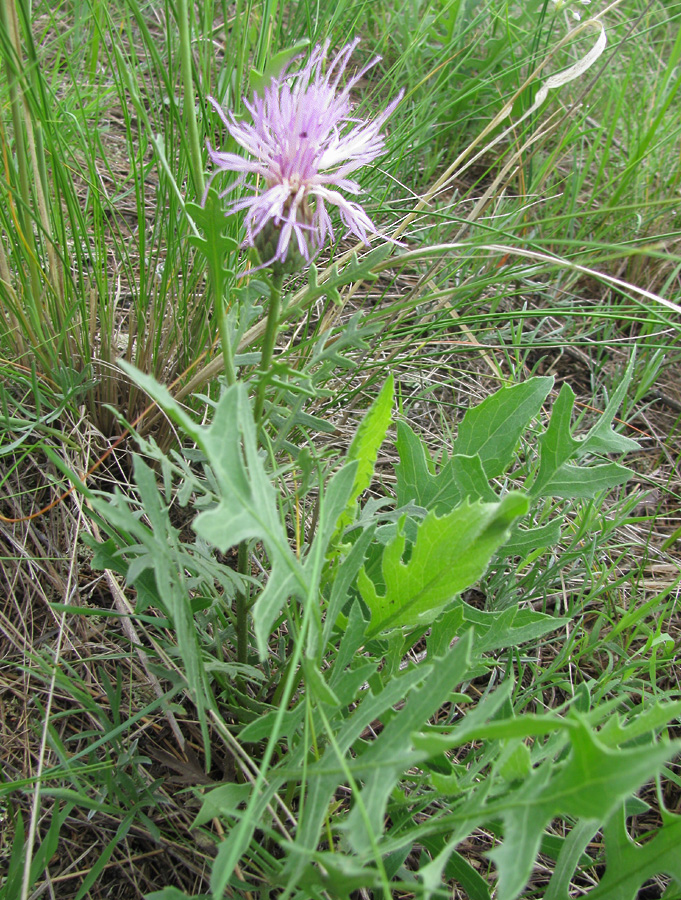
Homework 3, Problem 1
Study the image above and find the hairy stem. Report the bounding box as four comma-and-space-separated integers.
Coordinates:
254, 273, 284, 425
234, 271, 283, 665
217, 296, 238, 387
236, 540, 250, 665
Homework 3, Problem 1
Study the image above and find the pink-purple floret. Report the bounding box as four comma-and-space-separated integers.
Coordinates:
205, 39, 402, 268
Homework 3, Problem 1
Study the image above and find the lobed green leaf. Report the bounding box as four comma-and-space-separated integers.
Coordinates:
360, 492, 529, 634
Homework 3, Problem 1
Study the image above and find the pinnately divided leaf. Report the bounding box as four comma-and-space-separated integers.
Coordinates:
360, 492, 529, 635
395, 420, 496, 512
118, 363, 305, 660
191, 384, 305, 657
342, 629, 476, 854
451, 377, 554, 479
488, 721, 679, 900
582, 807, 681, 900
532, 379, 639, 499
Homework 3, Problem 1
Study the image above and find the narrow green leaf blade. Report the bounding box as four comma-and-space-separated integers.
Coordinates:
532, 382, 581, 497
343, 629, 476, 854
335, 374, 394, 535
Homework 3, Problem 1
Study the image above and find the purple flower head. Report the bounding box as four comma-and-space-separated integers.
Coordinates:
205, 40, 402, 270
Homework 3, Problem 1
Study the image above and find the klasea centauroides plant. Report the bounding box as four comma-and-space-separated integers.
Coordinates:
84, 40, 681, 900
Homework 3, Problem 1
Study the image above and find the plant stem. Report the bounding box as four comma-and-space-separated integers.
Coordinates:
254, 272, 284, 424
236, 540, 250, 665
215, 268, 243, 656
176, 0, 205, 199
217, 295, 238, 387
234, 271, 283, 666
216, 294, 246, 659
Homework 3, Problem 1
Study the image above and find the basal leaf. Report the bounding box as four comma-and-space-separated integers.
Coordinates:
413, 704, 680, 900
360, 492, 529, 635
413, 702, 571, 761
581, 354, 640, 456
595, 700, 681, 750
193, 783, 252, 827
532, 368, 639, 499
95, 454, 213, 762
419, 840, 493, 900
532, 382, 581, 497
394, 420, 436, 509
305, 461, 359, 659
426, 603, 566, 661
292, 851, 384, 898
192, 385, 304, 658
322, 527, 375, 650
452, 377, 554, 478
500, 520, 562, 556
497, 739, 532, 782
543, 818, 602, 900
302, 659, 340, 706
283, 665, 430, 887
328, 599, 372, 684
462, 604, 568, 653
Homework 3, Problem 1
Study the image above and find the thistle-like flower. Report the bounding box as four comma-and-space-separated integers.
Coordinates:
206, 40, 402, 271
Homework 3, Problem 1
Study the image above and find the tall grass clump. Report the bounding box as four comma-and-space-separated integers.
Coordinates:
1, 1, 681, 899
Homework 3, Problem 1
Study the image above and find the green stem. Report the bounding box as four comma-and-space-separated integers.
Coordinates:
176, 0, 205, 199
234, 272, 282, 667
254, 272, 283, 424
233, 0, 245, 113
215, 270, 244, 660
235, 540, 250, 666
217, 294, 238, 387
